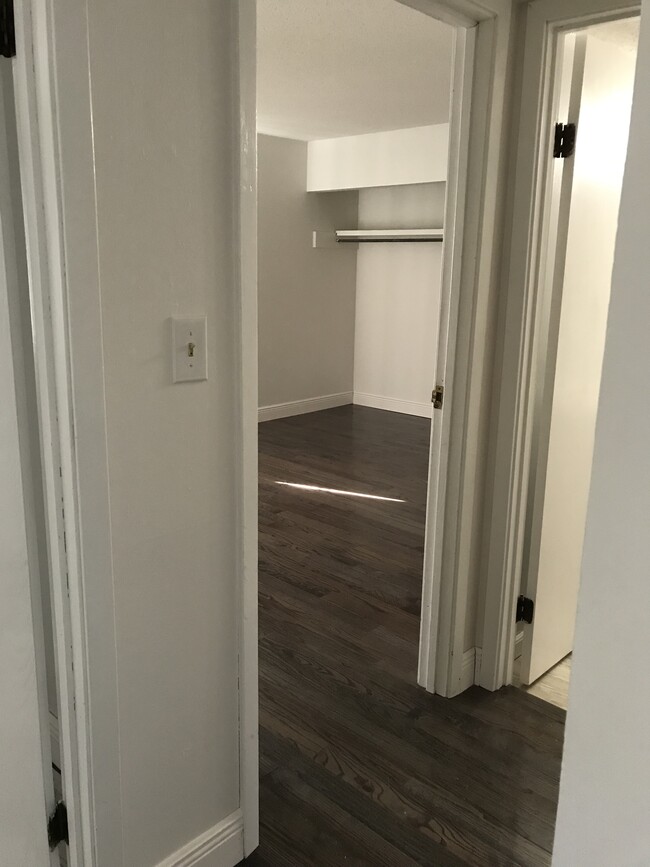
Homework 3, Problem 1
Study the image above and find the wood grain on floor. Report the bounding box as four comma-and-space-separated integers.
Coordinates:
247, 405, 566, 867
515, 656, 572, 711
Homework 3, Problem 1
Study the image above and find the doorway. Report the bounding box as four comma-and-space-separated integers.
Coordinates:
249, 1, 574, 864
255, 0, 471, 703
514, 17, 639, 709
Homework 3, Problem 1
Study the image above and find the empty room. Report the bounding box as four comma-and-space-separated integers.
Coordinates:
256, 0, 451, 698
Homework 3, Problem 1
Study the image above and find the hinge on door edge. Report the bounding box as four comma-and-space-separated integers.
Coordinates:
432, 385, 444, 410
516, 595, 535, 624
0, 0, 15, 58
553, 122, 576, 159
48, 801, 69, 850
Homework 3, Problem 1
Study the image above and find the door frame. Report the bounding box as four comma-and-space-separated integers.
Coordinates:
240, 0, 515, 700
0, 54, 58, 865
479, 0, 641, 692
10, 1, 107, 862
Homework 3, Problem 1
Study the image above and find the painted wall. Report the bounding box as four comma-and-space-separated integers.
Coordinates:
552, 9, 650, 866
86, 1, 240, 863
258, 134, 359, 416
353, 183, 445, 417
307, 124, 449, 191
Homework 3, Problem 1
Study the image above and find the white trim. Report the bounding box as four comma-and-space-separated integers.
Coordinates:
156, 811, 243, 867
235, 0, 260, 856
474, 646, 483, 682
479, 0, 641, 694
514, 630, 524, 660
12, 1, 110, 862
259, 392, 353, 422
460, 648, 477, 692
353, 392, 432, 418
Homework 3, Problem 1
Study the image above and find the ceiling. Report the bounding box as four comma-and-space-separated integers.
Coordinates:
256, 0, 454, 141
586, 16, 640, 54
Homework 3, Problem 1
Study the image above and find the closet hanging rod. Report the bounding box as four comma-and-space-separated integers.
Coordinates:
335, 228, 444, 243
337, 237, 443, 243
312, 229, 444, 248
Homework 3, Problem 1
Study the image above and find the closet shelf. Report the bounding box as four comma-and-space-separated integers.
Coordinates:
336, 228, 444, 243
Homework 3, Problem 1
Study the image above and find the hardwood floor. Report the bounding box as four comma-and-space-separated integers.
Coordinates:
247, 406, 566, 867
515, 656, 572, 712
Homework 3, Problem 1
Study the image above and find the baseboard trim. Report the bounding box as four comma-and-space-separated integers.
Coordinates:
157, 810, 243, 867
353, 391, 432, 418
461, 648, 476, 693
258, 392, 352, 422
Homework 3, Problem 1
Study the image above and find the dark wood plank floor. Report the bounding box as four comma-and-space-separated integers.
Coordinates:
246, 406, 565, 867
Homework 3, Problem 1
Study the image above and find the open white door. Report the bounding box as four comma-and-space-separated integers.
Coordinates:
520, 25, 638, 685
418, 25, 475, 695
0, 60, 59, 866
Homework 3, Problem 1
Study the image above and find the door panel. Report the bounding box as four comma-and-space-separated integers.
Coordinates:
521, 28, 638, 685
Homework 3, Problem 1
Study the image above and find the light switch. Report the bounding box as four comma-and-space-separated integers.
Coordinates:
171, 316, 208, 383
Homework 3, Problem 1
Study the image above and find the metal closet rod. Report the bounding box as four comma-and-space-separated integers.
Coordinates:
336, 237, 444, 243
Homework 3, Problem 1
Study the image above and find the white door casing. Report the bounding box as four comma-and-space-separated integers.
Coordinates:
0, 57, 58, 867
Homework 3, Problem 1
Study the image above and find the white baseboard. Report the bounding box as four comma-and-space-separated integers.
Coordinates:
353, 391, 432, 418
473, 637, 520, 687
461, 648, 477, 693
157, 810, 243, 867
258, 391, 352, 422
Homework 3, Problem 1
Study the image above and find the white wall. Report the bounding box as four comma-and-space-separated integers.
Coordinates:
552, 8, 650, 866
307, 124, 449, 191
258, 134, 358, 417
353, 183, 445, 417
85, 1, 241, 863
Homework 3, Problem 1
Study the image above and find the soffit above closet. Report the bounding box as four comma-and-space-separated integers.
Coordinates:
257, 0, 454, 141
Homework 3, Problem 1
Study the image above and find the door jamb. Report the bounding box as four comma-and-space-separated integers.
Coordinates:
479, 0, 641, 693
11, 1, 123, 863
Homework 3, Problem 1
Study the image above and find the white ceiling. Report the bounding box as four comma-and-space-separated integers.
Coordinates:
586, 16, 640, 54
256, 0, 454, 141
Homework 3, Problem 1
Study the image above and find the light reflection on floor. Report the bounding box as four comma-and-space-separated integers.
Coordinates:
275, 480, 405, 503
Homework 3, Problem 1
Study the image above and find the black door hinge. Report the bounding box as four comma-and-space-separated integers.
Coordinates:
432, 385, 444, 410
553, 122, 576, 159
516, 595, 535, 624
0, 0, 15, 58
48, 801, 68, 850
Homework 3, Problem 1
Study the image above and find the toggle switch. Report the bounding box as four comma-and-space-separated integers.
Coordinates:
171, 316, 208, 382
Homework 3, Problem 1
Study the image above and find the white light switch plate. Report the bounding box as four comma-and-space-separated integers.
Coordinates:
171, 316, 208, 383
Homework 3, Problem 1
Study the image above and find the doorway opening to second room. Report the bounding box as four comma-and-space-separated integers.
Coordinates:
256, 0, 457, 702
508, 16, 640, 711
